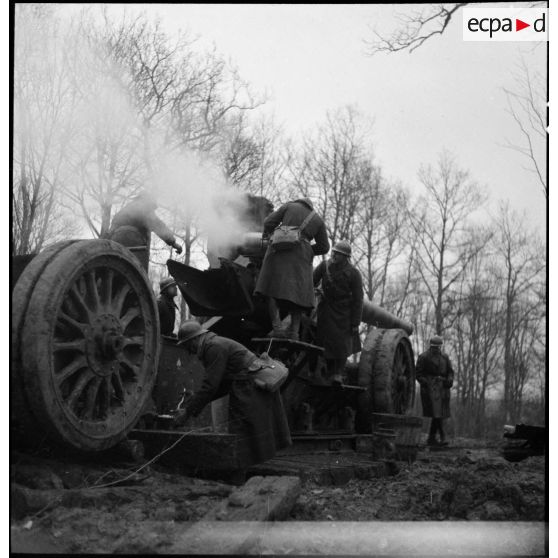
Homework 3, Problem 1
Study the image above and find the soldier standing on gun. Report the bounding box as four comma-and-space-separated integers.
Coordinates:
416, 335, 454, 446
157, 277, 179, 336
255, 197, 329, 340
107, 190, 182, 270
313, 240, 364, 384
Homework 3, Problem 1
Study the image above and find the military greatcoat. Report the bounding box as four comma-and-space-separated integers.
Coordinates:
108, 197, 176, 269
415, 349, 455, 418
187, 332, 292, 465
313, 259, 364, 359
157, 295, 178, 336
255, 199, 329, 309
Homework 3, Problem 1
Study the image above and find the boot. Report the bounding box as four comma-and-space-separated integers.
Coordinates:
287, 311, 301, 341
268, 298, 288, 337
331, 374, 343, 385
426, 437, 437, 446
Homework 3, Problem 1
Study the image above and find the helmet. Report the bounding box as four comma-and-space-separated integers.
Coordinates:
160, 277, 176, 294
177, 320, 207, 345
430, 335, 443, 346
332, 240, 351, 257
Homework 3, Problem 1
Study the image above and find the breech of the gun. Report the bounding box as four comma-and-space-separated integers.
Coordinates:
238, 232, 269, 257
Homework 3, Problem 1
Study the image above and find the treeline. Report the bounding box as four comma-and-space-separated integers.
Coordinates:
12, 5, 546, 433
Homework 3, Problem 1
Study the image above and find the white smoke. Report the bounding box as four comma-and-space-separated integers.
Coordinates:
14, 5, 257, 262
151, 149, 251, 254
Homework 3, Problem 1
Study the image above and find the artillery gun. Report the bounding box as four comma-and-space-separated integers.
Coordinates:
11, 232, 420, 466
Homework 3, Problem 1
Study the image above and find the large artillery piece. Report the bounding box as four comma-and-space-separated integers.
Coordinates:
168, 235, 416, 436
11, 230, 420, 466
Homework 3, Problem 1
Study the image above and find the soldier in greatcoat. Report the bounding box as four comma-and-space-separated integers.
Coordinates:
157, 277, 178, 336
107, 191, 182, 270
173, 321, 292, 466
313, 240, 364, 384
255, 198, 329, 340
416, 335, 455, 446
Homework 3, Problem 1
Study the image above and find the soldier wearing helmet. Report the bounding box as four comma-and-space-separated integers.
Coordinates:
107, 190, 182, 270
157, 277, 178, 336
416, 335, 455, 446
313, 240, 364, 384
173, 320, 291, 464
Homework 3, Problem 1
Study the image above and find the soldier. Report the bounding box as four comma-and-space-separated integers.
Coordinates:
416, 335, 455, 446
173, 320, 292, 464
255, 197, 329, 340
107, 191, 182, 270
313, 240, 364, 384
157, 277, 178, 336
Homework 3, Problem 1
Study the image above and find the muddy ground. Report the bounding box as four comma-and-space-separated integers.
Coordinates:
10, 437, 546, 554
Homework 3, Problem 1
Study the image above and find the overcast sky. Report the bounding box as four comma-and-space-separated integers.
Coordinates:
88, 2, 548, 234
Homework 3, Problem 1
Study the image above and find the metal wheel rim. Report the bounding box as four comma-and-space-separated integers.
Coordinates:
49, 257, 155, 434
391, 341, 414, 414
21, 240, 160, 449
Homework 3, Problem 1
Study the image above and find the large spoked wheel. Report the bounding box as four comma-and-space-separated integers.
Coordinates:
11, 241, 80, 442
18, 240, 160, 451
358, 328, 415, 417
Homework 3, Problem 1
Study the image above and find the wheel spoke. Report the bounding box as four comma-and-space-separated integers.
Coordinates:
85, 270, 101, 313
69, 284, 92, 322
120, 307, 141, 330
65, 369, 94, 410
83, 377, 102, 420
111, 370, 125, 401
53, 339, 86, 353
120, 356, 139, 379
55, 355, 88, 383
57, 311, 87, 334
102, 269, 114, 309
112, 283, 131, 317
122, 335, 144, 348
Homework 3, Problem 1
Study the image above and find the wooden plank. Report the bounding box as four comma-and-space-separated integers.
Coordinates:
202, 475, 301, 521
129, 430, 255, 470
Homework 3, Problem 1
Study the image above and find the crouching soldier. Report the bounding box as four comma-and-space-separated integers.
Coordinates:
416, 335, 454, 446
173, 320, 292, 464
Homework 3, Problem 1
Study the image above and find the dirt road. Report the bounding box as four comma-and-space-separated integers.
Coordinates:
10, 439, 545, 554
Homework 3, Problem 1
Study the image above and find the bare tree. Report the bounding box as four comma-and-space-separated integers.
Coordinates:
408, 150, 490, 335
365, 3, 545, 55
503, 58, 547, 199
13, 5, 81, 254
354, 167, 410, 307
289, 106, 373, 245
365, 3, 468, 54
37, 7, 264, 244
493, 202, 545, 422
452, 252, 503, 437
220, 114, 288, 202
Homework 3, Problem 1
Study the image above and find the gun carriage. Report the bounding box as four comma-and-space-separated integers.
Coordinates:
11, 227, 420, 468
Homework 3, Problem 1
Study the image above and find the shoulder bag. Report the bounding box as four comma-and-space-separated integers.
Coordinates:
248, 352, 289, 392
270, 210, 316, 251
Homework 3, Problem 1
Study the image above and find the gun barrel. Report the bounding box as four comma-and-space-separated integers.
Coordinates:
361, 300, 413, 335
